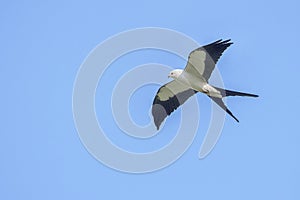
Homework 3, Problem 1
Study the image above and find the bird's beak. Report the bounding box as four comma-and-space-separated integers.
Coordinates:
168, 75, 170, 78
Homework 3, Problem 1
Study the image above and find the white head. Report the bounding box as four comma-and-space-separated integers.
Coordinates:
168, 69, 183, 79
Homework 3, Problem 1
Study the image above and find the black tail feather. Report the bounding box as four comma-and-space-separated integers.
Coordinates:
209, 96, 239, 122
213, 86, 259, 98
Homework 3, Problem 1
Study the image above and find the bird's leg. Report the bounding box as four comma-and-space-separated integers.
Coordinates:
202, 84, 210, 94
203, 84, 222, 98
203, 88, 209, 94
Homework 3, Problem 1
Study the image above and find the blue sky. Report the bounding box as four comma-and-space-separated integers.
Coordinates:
1, 0, 300, 199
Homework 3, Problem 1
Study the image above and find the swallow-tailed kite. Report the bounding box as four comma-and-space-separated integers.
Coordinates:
152, 39, 258, 130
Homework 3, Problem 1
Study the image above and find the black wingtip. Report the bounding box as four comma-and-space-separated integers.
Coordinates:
213, 39, 223, 44
215, 39, 233, 45
222, 39, 233, 43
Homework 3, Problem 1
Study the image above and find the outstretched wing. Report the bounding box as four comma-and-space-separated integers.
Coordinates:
152, 80, 197, 130
184, 39, 233, 81
209, 96, 239, 122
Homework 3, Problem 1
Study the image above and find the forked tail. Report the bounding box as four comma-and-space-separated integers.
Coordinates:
213, 86, 259, 98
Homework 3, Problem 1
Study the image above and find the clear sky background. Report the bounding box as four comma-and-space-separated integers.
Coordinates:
1, 0, 300, 199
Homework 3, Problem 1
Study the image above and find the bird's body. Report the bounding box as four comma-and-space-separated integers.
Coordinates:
151, 39, 258, 130
171, 69, 222, 98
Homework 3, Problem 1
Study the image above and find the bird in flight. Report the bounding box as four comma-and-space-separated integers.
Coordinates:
152, 39, 258, 130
